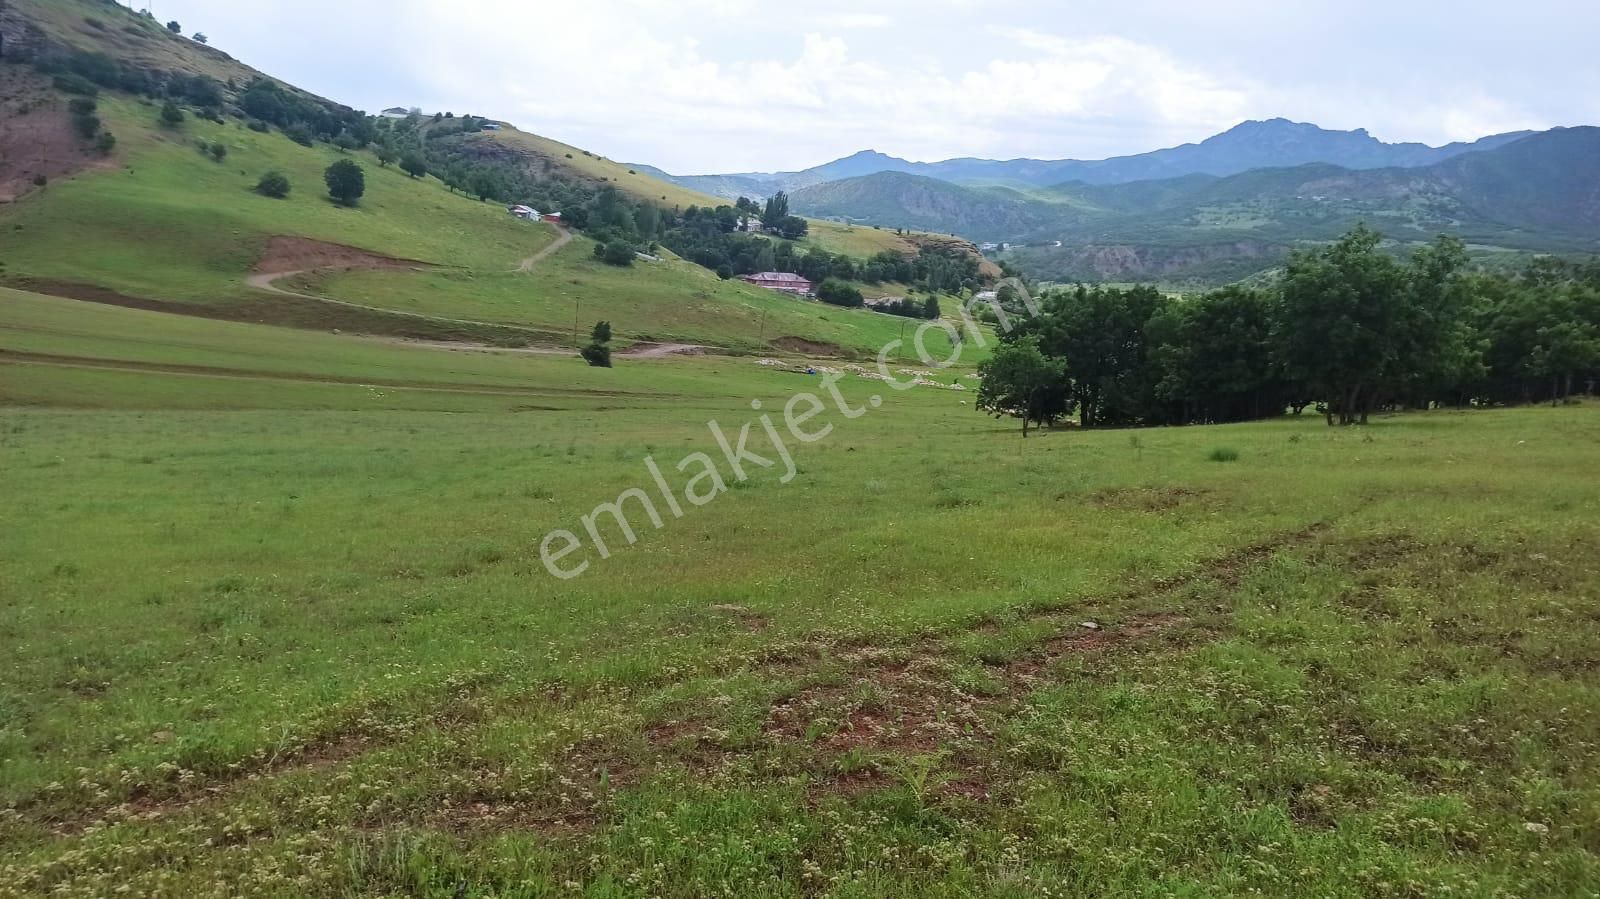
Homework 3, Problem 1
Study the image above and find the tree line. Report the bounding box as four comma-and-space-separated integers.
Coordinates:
977, 226, 1600, 433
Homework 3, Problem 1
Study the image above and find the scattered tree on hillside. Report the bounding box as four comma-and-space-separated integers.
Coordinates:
193, 33, 208, 44
762, 191, 790, 225
165, 20, 181, 33
158, 102, 184, 128
375, 144, 397, 167
94, 131, 117, 155
976, 339, 1071, 436
816, 279, 864, 308
255, 171, 291, 199
595, 241, 637, 267
324, 159, 366, 206
581, 321, 613, 368
400, 153, 428, 179
207, 141, 227, 162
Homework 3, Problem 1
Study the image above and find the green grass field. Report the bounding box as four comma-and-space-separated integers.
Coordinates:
3, 286, 1599, 896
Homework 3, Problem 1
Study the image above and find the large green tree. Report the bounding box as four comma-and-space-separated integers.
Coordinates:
323, 159, 365, 206
975, 339, 1071, 436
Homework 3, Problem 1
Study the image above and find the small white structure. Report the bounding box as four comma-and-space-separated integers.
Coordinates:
509, 205, 540, 220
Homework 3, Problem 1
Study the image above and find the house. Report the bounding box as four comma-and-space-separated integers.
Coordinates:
509, 205, 539, 220
737, 217, 764, 233
541, 212, 563, 224
379, 107, 414, 119
480, 122, 503, 131
739, 272, 813, 295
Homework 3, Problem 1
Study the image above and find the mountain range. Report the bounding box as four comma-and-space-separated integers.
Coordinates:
635, 119, 1537, 199
779, 126, 1600, 285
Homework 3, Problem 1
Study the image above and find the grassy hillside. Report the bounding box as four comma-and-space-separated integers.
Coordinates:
0, 85, 962, 354
3, 318, 1598, 893
1, 0, 262, 85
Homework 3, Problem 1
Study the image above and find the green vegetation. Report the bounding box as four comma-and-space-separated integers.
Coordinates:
323, 158, 365, 206
2, 292, 1598, 893
984, 227, 1600, 428
254, 170, 291, 199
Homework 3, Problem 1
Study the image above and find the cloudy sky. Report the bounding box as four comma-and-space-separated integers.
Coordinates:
146, 0, 1598, 174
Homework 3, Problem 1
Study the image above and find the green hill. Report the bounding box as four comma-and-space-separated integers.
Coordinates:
0, 0, 967, 357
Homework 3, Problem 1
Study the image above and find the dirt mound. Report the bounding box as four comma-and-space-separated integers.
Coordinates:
770, 336, 842, 356
252, 236, 431, 276
0, 72, 107, 203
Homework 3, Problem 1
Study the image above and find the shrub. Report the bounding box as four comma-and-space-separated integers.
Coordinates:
32, 175, 47, 188
246, 119, 270, 133
1208, 447, 1240, 463
580, 343, 612, 368
595, 242, 636, 266
323, 159, 365, 206
255, 170, 291, 199
52, 73, 98, 96
816, 278, 864, 308
208, 141, 227, 162
94, 131, 117, 155
158, 102, 184, 127
283, 123, 314, 147
67, 97, 97, 116
71, 113, 100, 139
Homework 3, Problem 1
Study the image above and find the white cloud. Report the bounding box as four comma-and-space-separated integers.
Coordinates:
152, 0, 1598, 173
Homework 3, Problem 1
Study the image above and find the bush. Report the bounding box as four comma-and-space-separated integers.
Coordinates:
255, 170, 291, 199
208, 141, 227, 162
246, 119, 270, 133
67, 97, 97, 116
71, 113, 100, 139
580, 343, 612, 368
283, 123, 314, 147
816, 278, 864, 308
158, 102, 184, 127
595, 242, 636, 267
1207, 447, 1240, 463
52, 73, 98, 96
94, 131, 117, 155
323, 159, 365, 206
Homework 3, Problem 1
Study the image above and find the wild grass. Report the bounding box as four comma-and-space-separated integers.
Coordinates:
2, 304, 1598, 895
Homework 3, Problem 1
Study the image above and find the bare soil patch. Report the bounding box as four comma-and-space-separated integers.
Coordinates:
1091, 486, 1213, 512
771, 336, 843, 356
251, 236, 432, 276
0, 71, 109, 203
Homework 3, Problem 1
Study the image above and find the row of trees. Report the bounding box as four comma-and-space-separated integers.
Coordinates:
978, 226, 1600, 432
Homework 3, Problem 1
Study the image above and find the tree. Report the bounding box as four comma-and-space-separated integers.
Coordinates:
166, 20, 182, 33
775, 215, 809, 240
193, 33, 208, 44
582, 320, 613, 367
255, 171, 291, 199
375, 144, 396, 167
207, 141, 227, 162
399, 153, 428, 179
922, 295, 941, 320
158, 102, 185, 128
93, 131, 117, 155
975, 339, 1071, 436
323, 159, 365, 206
596, 242, 636, 266
333, 131, 359, 152
762, 191, 790, 226
816, 279, 863, 308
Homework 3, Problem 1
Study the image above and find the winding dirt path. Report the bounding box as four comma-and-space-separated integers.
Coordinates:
514, 225, 573, 272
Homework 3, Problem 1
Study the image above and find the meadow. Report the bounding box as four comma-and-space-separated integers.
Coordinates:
2, 289, 1598, 896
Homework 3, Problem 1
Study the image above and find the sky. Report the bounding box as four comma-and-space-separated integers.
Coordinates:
141, 0, 1600, 174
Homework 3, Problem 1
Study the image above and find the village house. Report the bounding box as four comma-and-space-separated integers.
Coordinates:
541, 212, 563, 224
739, 272, 813, 295
509, 205, 540, 220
